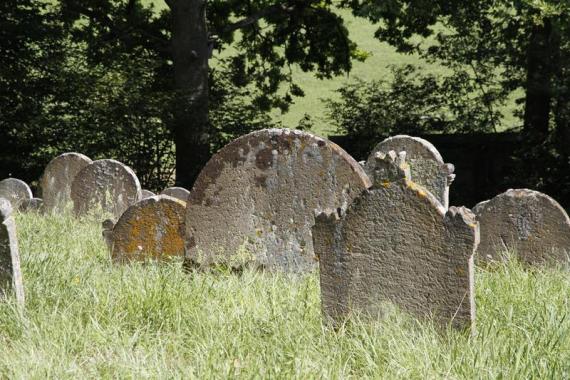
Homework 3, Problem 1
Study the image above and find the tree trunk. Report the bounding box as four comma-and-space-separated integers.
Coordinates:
523, 19, 556, 141
171, 0, 210, 188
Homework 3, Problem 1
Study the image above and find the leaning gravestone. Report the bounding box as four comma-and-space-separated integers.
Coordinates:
161, 187, 190, 202
473, 189, 570, 266
186, 128, 371, 272
0, 198, 25, 305
0, 178, 33, 210
71, 159, 141, 219
141, 189, 156, 199
40, 152, 92, 212
313, 151, 478, 329
108, 195, 186, 263
365, 135, 455, 209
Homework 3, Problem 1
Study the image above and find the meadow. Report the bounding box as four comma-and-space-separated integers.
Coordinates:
0, 211, 568, 378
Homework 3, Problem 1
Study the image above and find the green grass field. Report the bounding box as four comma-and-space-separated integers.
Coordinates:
0, 211, 568, 377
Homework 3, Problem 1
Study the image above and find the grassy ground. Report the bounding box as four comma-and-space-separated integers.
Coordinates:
0, 211, 568, 377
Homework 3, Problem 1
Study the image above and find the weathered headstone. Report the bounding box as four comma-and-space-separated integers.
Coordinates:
186, 128, 371, 272
473, 189, 570, 266
313, 151, 478, 328
141, 190, 156, 199
365, 135, 455, 209
161, 187, 190, 202
0, 178, 32, 210
108, 195, 186, 263
40, 152, 93, 213
0, 199, 25, 305
19, 198, 44, 213
71, 159, 142, 219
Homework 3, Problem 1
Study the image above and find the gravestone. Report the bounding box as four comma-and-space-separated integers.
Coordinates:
161, 187, 190, 202
19, 198, 44, 213
313, 151, 478, 329
71, 159, 141, 219
473, 189, 570, 266
365, 135, 455, 209
0, 199, 25, 305
186, 128, 371, 272
108, 195, 186, 263
141, 190, 156, 199
40, 152, 92, 212
0, 179, 32, 209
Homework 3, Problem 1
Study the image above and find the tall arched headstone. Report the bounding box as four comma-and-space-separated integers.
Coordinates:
365, 135, 455, 209
473, 189, 570, 266
186, 128, 371, 272
313, 151, 478, 329
71, 159, 141, 219
0, 178, 32, 210
161, 187, 190, 202
40, 152, 92, 213
0, 199, 24, 305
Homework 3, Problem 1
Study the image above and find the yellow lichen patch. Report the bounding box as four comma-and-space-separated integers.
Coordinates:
468, 223, 477, 229
417, 189, 427, 198
381, 181, 391, 188
255, 229, 263, 237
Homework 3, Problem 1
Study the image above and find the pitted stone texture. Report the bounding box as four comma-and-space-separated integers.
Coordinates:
161, 187, 190, 202
0, 199, 25, 305
19, 198, 43, 213
0, 179, 32, 209
186, 128, 371, 272
473, 189, 570, 265
110, 195, 186, 263
141, 190, 156, 199
40, 153, 93, 212
313, 175, 478, 329
365, 135, 455, 209
71, 159, 142, 219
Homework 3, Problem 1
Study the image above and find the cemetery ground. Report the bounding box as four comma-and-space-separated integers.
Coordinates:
0, 211, 567, 377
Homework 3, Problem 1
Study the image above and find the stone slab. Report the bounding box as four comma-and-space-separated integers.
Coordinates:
0, 198, 25, 305
161, 187, 190, 202
0, 178, 32, 210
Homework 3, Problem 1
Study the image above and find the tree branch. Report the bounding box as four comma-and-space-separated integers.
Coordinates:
219, 3, 296, 35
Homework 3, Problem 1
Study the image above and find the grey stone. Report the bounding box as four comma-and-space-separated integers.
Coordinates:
102, 219, 115, 252
40, 152, 92, 213
186, 128, 371, 272
473, 189, 570, 266
19, 198, 43, 213
161, 187, 190, 202
0, 178, 32, 209
71, 159, 142, 219
141, 190, 156, 199
109, 195, 186, 263
0, 198, 25, 305
365, 135, 455, 209
313, 152, 478, 329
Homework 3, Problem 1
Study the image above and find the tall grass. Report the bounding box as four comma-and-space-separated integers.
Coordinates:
0, 211, 568, 378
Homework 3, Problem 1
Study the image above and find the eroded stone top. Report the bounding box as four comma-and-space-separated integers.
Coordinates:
0, 178, 32, 209
161, 187, 190, 202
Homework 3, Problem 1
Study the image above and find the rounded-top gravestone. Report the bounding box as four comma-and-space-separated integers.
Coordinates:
71, 159, 141, 219
141, 190, 156, 199
41, 152, 92, 212
0, 179, 32, 209
186, 128, 371, 272
161, 187, 190, 202
473, 189, 570, 266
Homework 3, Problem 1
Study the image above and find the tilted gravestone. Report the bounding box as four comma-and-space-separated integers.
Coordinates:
313, 151, 478, 329
40, 152, 93, 213
161, 187, 190, 202
71, 159, 142, 219
0, 198, 25, 305
141, 189, 156, 199
365, 135, 455, 209
186, 128, 371, 272
106, 195, 186, 263
473, 189, 570, 266
0, 178, 33, 210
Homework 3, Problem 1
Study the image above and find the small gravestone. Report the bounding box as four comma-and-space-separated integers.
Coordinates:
40, 152, 92, 213
473, 189, 570, 266
365, 135, 455, 209
161, 187, 190, 202
0, 199, 25, 305
313, 151, 478, 329
0, 179, 32, 210
71, 159, 141, 219
108, 195, 186, 263
186, 128, 371, 272
141, 190, 156, 199
19, 198, 43, 213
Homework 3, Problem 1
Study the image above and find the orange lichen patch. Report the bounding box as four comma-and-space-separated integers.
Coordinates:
381, 181, 391, 188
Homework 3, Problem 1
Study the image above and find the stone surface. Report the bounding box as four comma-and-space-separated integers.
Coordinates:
313, 152, 478, 329
365, 135, 455, 209
141, 190, 156, 199
473, 189, 570, 265
19, 198, 44, 213
0, 178, 32, 209
0, 198, 25, 305
186, 128, 371, 272
40, 152, 93, 212
161, 187, 190, 202
71, 159, 142, 219
109, 195, 186, 262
